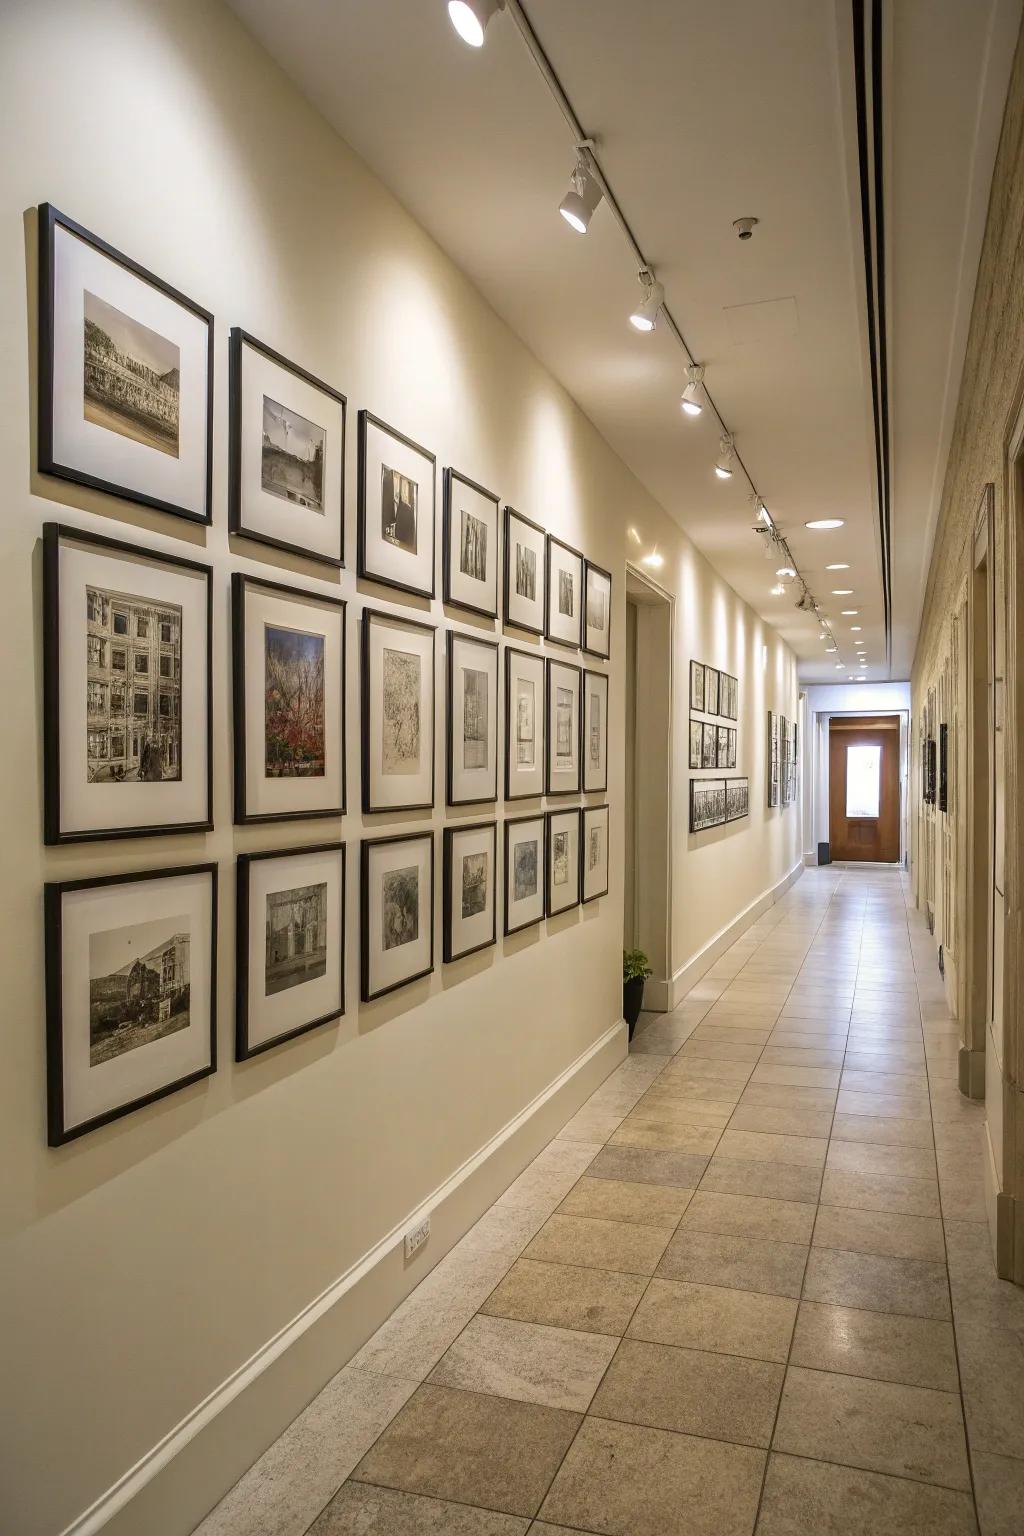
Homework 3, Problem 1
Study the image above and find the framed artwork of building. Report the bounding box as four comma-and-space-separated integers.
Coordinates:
443, 468, 499, 618
447, 630, 499, 805
443, 821, 497, 962
689, 719, 703, 769
38, 203, 213, 525
726, 778, 749, 822
705, 666, 720, 717
546, 657, 582, 795
44, 522, 212, 845
582, 804, 610, 903
504, 814, 545, 934
358, 410, 435, 598
546, 808, 581, 915
583, 669, 608, 792
361, 608, 436, 813
360, 831, 434, 1001
767, 710, 780, 808
690, 776, 726, 832
503, 506, 546, 634
583, 559, 612, 658
690, 661, 705, 711
545, 535, 584, 648
505, 647, 545, 800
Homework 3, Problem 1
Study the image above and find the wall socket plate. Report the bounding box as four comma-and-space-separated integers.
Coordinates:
404, 1216, 430, 1260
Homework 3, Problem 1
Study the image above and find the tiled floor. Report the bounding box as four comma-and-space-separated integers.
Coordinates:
195, 868, 1024, 1536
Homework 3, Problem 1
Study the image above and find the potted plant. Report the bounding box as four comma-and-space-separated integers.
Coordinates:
623, 949, 653, 1040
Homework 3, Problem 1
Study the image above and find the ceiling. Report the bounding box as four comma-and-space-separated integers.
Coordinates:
228, 0, 1020, 682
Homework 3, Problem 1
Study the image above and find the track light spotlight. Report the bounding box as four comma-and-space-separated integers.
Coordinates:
681, 364, 705, 417
776, 567, 796, 579
447, 0, 503, 47
714, 436, 735, 479
559, 152, 602, 233
629, 269, 664, 332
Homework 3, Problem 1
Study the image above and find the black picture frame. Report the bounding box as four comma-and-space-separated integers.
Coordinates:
503, 505, 547, 635
446, 629, 499, 806
690, 660, 705, 712
688, 718, 703, 769
939, 723, 949, 812
357, 410, 436, 599
546, 807, 582, 915
360, 607, 436, 814
701, 721, 717, 770
545, 534, 584, 649
705, 666, 720, 717
503, 814, 546, 935
583, 558, 612, 660
546, 656, 583, 796
725, 777, 750, 823
690, 777, 727, 833
504, 645, 545, 801
443, 820, 498, 963
38, 203, 214, 526
581, 803, 610, 904
716, 725, 729, 768
360, 831, 435, 1002
443, 467, 499, 618
583, 668, 609, 794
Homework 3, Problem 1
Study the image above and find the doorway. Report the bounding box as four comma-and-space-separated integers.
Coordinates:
828, 715, 901, 862
623, 568, 672, 1007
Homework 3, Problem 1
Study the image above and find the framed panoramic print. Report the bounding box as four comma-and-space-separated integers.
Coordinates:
690, 660, 705, 712
358, 410, 435, 598
545, 535, 584, 648
547, 808, 581, 915
447, 630, 499, 805
583, 669, 609, 793
504, 814, 545, 935
38, 203, 212, 525
583, 559, 612, 659
705, 666, 720, 718
44, 522, 212, 845
228, 329, 345, 566
546, 657, 582, 795
443, 821, 497, 962
726, 777, 750, 823
45, 862, 216, 1145
503, 506, 546, 634
690, 776, 726, 833
688, 719, 703, 770
443, 468, 499, 618
232, 573, 345, 825
361, 832, 434, 1001
701, 721, 717, 770
362, 608, 435, 813
236, 842, 344, 1060
582, 803, 610, 903
505, 646, 545, 801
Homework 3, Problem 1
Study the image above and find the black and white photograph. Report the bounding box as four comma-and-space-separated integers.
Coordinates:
583, 560, 612, 658
690, 660, 705, 712
582, 804, 610, 904
503, 506, 546, 633
701, 721, 717, 770
443, 821, 497, 962
717, 724, 729, 768
727, 727, 737, 769
546, 808, 581, 916
504, 647, 545, 800
690, 776, 727, 833
767, 709, 780, 808
726, 778, 750, 823
361, 832, 434, 1001
504, 814, 545, 935
45, 863, 216, 1144
362, 609, 435, 813
44, 523, 212, 844
358, 411, 435, 597
443, 468, 499, 617
689, 718, 703, 770
780, 715, 792, 806
583, 668, 609, 793
233, 573, 345, 825
447, 631, 498, 805
545, 535, 584, 648
39, 203, 212, 525
229, 330, 346, 566
265, 884, 327, 996
705, 665, 720, 717
546, 657, 582, 795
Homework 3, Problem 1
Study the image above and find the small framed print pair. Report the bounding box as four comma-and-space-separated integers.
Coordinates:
547, 662, 608, 794
690, 776, 749, 832
447, 631, 498, 805
361, 832, 434, 1002
443, 821, 497, 962
358, 411, 436, 599
545, 539, 613, 657
547, 804, 610, 915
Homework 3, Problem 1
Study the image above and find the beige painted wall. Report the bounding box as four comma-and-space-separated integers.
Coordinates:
0, 2, 800, 1531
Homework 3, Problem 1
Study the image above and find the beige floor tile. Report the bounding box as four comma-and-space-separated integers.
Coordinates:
662, 1057, 755, 1085
658, 1227, 808, 1298
729, 1104, 834, 1138
760, 1046, 846, 1069
557, 1175, 693, 1228
680, 1189, 816, 1245
428, 1314, 616, 1412
755, 1453, 978, 1536
592, 1337, 783, 1447
609, 1119, 721, 1154
585, 1145, 710, 1189
497, 1141, 603, 1212
640, 1077, 743, 1105
557, 1108, 623, 1144
836, 1093, 932, 1123
454, 1205, 551, 1259
717, 1128, 828, 1169
630, 1095, 734, 1128
767, 1029, 849, 1050
813, 1205, 945, 1262
956, 1319, 1024, 1459
841, 1069, 930, 1097
479, 1258, 647, 1336
524, 1214, 671, 1276
972, 1450, 1024, 1536
739, 1082, 837, 1112
679, 1038, 764, 1063
820, 1167, 940, 1217
803, 1247, 950, 1319
627, 1277, 796, 1363
831, 1111, 934, 1147
790, 1301, 958, 1390
313, 1485, 528, 1533
692, 1024, 773, 1044
699, 1155, 823, 1205
752, 1063, 841, 1090
826, 1138, 936, 1180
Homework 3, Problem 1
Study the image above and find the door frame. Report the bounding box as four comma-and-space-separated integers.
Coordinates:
812, 708, 909, 866
826, 714, 902, 863
962, 484, 994, 1100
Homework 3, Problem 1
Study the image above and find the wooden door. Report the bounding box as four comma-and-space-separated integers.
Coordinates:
829, 716, 901, 862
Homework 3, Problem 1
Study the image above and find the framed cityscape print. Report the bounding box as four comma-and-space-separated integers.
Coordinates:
362, 609, 435, 813
582, 804, 610, 903
443, 468, 499, 618
443, 821, 497, 962
546, 657, 582, 795
360, 832, 434, 1001
358, 410, 435, 598
583, 669, 609, 793
504, 506, 546, 634
689, 719, 703, 769
767, 711, 780, 808
229, 328, 345, 566
44, 522, 212, 845
726, 778, 750, 823
701, 722, 717, 770
705, 666, 720, 717
505, 647, 545, 800
583, 559, 612, 659
716, 725, 729, 768
44, 862, 217, 1145
690, 776, 726, 833
727, 728, 737, 769
547, 808, 581, 915
447, 630, 499, 805
504, 814, 545, 934
690, 660, 705, 712
233, 573, 346, 824
545, 535, 583, 648
780, 716, 792, 806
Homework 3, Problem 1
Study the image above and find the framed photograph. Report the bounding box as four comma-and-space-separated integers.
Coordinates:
729, 676, 739, 720
716, 725, 729, 768
546, 657, 582, 795
38, 204, 213, 526
505, 646, 545, 800
504, 814, 545, 935
582, 804, 610, 903
232, 573, 345, 825
358, 411, 435, 598
727, 728, 737, 769
45, 862, 216, 1145
236, 843, 344, 1060
583, 670, 609, 793
360, 832, 434, 1001
690, 777, 726, 833
443, 468, 499, 618
547, 808, 581, 916
939, 722, 948, 812
690, 660, 705, 712
361, 608, 435, 813
701, 721, 717, 770
504, 506, 546, 634
726, 778, 750, 823
447, 630, 498, 805
44, 522, 212, 845
705, 666, 720, 717
545, 535, 583, 648
583, 560, 612, 658
443, 821, 497, 962
228, 329, 345, 567
767, 711, 780, 809
780, 716, 791, 807
689, 719, 703, 770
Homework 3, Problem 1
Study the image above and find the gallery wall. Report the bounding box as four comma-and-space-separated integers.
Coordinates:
0, 2, 799, 1532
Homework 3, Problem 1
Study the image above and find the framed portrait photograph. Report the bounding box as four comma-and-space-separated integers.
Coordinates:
443, 821, 497, 963
582, 803, 610, 903
44, 522, 212, 845
45, 862, 216, 1145
545, 535, 583, 648
705, 666, 720, 717
690, 777, 726, 833
690, 660, 705, 712
505, 647, 545, 801
583, 669, 609, 793
547, 808, 581, 916
583, 559, 612, 659
546, 657, 582, 795
726, 778, 750, 823
443, 468, 499, 618
716, 724, 729, 768
689, 718, 703, 770
38, 203, 212, 525
228, 329, 345, 567
447, 630, 498, 805
362, 608, 435, 813
503, 506, 546, 634
358, 410, 435, 598
727, 728, 737, 769
360, 832, 434, 1002
701, 722, 717, 770
236, 842, 344, 1061
504, 814, 545, 935
232, 573, 345, 825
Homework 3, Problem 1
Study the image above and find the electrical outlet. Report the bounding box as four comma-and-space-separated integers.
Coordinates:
404, 1216, 430, 1260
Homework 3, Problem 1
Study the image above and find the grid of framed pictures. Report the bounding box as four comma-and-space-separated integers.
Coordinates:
687, 657, 743, 834
689, 660, 738, 720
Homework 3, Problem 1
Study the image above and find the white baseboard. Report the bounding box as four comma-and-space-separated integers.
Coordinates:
62, 1019, 627, 1536
664, 859, 805, 1010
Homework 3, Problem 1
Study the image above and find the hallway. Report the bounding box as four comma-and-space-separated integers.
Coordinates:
197, 867, 1021, 1536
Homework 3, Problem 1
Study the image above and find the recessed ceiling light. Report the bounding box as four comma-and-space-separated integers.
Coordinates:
841, 610, 858, 616
770, 583, 785, 596
776, 567, 796, 578
831, 589, 853, 596
805, 519, 845, 530
825, 646, 837, 653
826, 564, 849, 571
835, 663, 846, 669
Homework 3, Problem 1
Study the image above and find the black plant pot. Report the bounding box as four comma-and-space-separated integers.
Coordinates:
623, 975, 645, 1040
